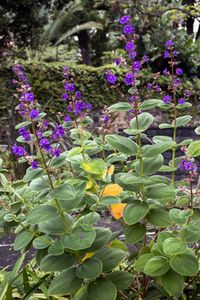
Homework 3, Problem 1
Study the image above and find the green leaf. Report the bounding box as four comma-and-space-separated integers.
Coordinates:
34, 112, 46, 121
161, 268, 184, 297
73, 285, 89, 300
49, 183, 75, 200
139, 99, 162, 110
187, 140, 200, 157
92, 248, 127, 272
88, 277, 117, 300
23, 167, 46, 182
125, 223, 146, 244
130, 112, 154, 133
135, 154, 164, 175
115, 173, 141, 192
48, 239, 64, 255
29, 175, 56, 191
39, 212, 74, 235
159, 123, 173, 129
14, 231, 34, 250
83, 212, 100, 225
68, 147, 83, 158
83, 227, 112, 253
0, 173, 8, 187
40, 252, 76, 272
49, 152, 68, 168
156, 231, 175, 256
142, 142, 174, 157
100, 196, 121, 205
76, 258, 103, 279
81, 158, 105, 174
123, 200, 149, 225
27, 205, 60, 225
179, 225, 200, 242
170, 253, 199, 276
135, 253, 153, 272
144, 185, 176, 199
105, 271, 135, 290
61, 225, 96, 250
15, 121, 31, 129
172, 115, 192, 127
163, 237, 187, 256
177, 102, 192, 109
146, 209, 173, 227
33, 235, 52, 249
128, 87, 137, 94
117, 173, 149, 184
105, 134, 138, 155
108, 102, 132, 111
144, 256, 170, 276
48, 268, 83, 296
169, 208, 187, 225
187, 220, 200, 232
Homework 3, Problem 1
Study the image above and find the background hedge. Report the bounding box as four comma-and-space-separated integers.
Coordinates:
0, 60, 199, 123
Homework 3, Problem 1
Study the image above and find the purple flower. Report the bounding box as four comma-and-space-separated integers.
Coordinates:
116, 57, 120, 66
54, 149, 61, 157
43, 120, 48, 129
39, 138, 49, 146
75, 100, 87, 115
143, 56, 149, 64
133, 61, 141, 73
64, 115, 71, 122
179, 160, 186, 170
163, 95, 172, 103
17, 66, 22, 70
125, 73, 134, 85
163, 68, 168, 75
103, 116, 109, 123
43, 143, 53, 152
174, 79, 181, 87
24, 134, 31, 141
164, 51, 169, 58
53, 125, 65, 140
67, 105, 72, 112
165, 40, 173, 48
37, 129, 43, 138
126, 42, 134, 51
87, 103, 92, 110
19, 127, 27, 138
185, 90, 190, 96
185, 162, 193, 170
63, 66, 68, 72
32, 161, 38, 169
147, 83, 151, 89
12, 79, 15, 85
105, 71, 117, 84
155, 83, 160, 93
174, 50, 178, 57
76, 91, 81, 99
123, 25, 134, 35
179, 98, 185, 104
12, 144, 19, 155
130, 95, 134, 103
29, 109, 39, 119
62, 93, 68, 100
176, 68, 183, 75
128, 51, 137, 59
120, 15, 131, 24
69, 84, 75, 92
17, 146, 25, 156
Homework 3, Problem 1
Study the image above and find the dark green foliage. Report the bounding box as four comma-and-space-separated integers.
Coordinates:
0, 60, 198, 122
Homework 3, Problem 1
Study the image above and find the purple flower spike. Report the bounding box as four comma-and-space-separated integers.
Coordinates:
120, 15, 132, 24
105, 71, 117, 84
164, 51, 169, 58
126, 42, 134, 51
54, 149, 61, 157
76, 91, 81, 99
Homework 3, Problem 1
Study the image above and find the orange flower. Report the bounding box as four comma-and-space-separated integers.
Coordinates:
103, 184, 123, 197
110, 203, 127, 219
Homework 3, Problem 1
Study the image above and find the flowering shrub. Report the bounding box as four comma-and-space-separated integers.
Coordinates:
1, 15, 200, 299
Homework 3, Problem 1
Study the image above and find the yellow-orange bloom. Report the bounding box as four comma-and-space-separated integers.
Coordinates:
103, 184, 123, 197
110, 203, 127, 219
